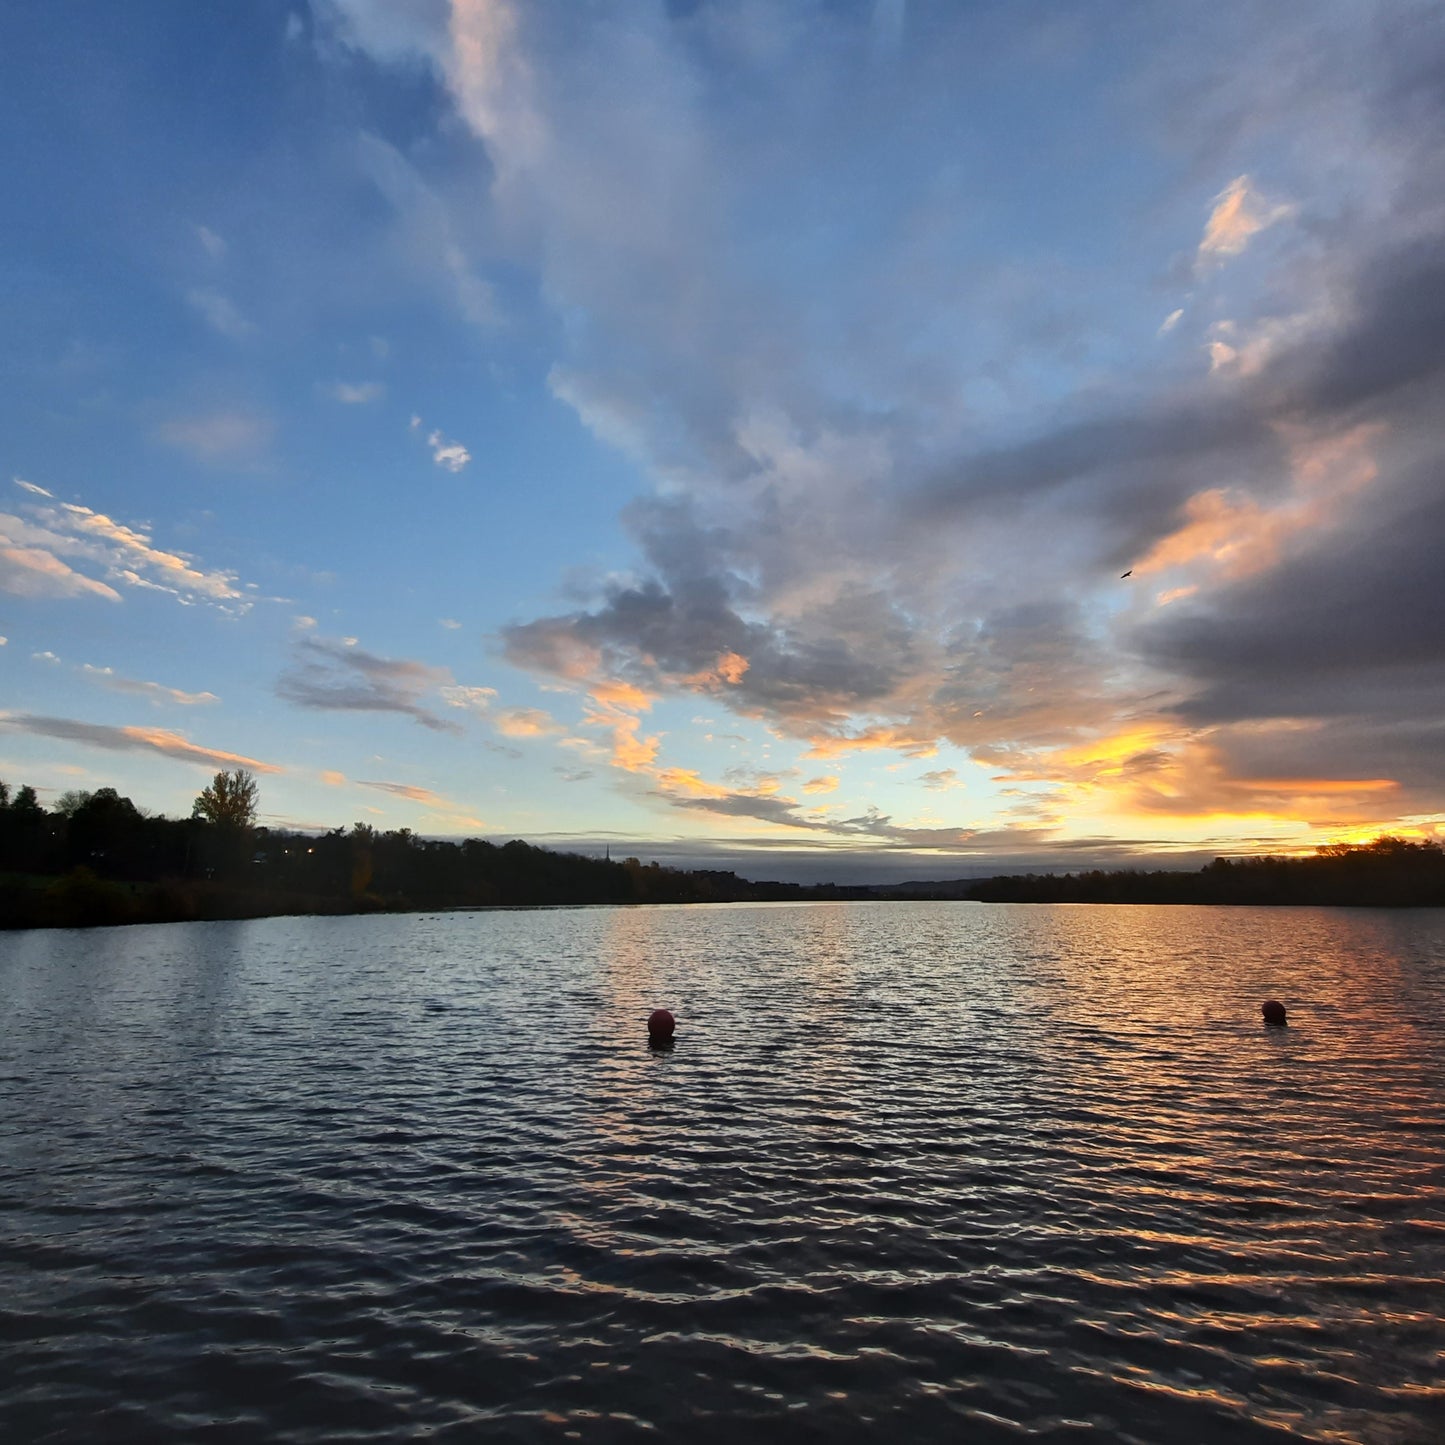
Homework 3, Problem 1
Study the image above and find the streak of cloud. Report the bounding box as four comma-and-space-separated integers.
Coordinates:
3, 482, 252, 610
79, 664, 219, 707
277, 635, 461, 733
0, 713, 282, 773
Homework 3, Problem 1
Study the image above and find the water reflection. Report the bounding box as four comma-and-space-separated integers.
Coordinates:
1, 902, 1442, 1443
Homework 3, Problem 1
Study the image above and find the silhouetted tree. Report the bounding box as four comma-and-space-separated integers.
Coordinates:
192, 770, 259, 829
10, 784, 43, 822
0, 781, 51, 873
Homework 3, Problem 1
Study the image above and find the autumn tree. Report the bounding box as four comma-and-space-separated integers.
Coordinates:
192, 770, 259, 829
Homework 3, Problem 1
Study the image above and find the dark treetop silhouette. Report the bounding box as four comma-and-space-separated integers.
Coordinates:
2, 773, 1443, 928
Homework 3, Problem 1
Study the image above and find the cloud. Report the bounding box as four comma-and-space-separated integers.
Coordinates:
426, 429, 471, 472
357, 779, 446, 805
2, 493, 252, 610
277, 635, 460, 732
195, 225, 227, 258
440, 683, 497, 713
328, 380, 386, 404
158, 410, 272, 462
919, 768, 962, 791
354, 130, 499, 327
408, 412, 472, 472
186, 287, 256, 340
1196, 175, 1293, 267
320, 769, 348, 786
13, 479, 53, 497
328, 0, 1445, 851
355, 777, 484, 827
439, 617, 462, 630
79, 664, 219, 706
0, 713, 282, 773
801, 774, 839, 794
0, 530, 123, 601
493, 706, 563, 738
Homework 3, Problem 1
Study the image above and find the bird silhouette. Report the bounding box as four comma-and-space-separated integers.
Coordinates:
1120, 569, 1132, 578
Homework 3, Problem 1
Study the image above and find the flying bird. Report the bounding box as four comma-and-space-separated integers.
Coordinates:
1120, 569, 1132, 578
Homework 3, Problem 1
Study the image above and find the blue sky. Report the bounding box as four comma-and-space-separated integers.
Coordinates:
4, 1, 1444, 881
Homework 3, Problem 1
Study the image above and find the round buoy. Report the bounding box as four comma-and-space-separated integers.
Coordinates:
647, 1008, 676, 1040
1261, 999, 1288, 1027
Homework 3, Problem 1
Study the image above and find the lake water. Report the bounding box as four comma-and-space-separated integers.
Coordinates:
2, 902, 1443, 1444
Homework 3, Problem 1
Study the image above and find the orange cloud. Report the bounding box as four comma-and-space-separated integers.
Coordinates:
494, 706, 563, 737
804, 725, 938, 760
1136, 422, 1382, 588
122, 726, 283, 773
358, 780, 445, 804
1197, 175, 1292, 264
716, 651, 749, 684
0, 539, 123, 601
582, 703, 660, 772
677, 650, 751, 694
653, 767, 729, 799
994, 719, 1405, 839
801, 774, 840, 794
590, 678, 655, 711
0, 714, 284, 773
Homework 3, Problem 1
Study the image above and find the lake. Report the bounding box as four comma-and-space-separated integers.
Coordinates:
2, 902, 1443, 1443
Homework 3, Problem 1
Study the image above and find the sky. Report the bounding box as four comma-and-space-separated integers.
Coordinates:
3, 1, 1445, 883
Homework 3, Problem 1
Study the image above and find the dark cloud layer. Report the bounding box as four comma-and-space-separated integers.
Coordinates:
339, 0, 1445, 845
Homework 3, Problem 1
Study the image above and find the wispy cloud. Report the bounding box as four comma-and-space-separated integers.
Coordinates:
919, 768, 962, 791
1196, 175, 1292, 268
0, 713, 282, 773
158, 409, 272, 463
277, 635, 460, 732
493, 706, 563, 738
357, 779, 447, 805
79, 664, 219, 707
1, 529, 122, 601
328, 380, 386, 404
186, 287, 255, 340
195, 224, 226, 259
4, 481, 256, 610
440, 684, 497, 714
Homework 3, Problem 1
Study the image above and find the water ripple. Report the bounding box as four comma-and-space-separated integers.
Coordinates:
2, 903, 1444, 1442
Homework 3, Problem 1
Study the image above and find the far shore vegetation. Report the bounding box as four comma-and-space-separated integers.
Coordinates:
2, 771, 1444, 930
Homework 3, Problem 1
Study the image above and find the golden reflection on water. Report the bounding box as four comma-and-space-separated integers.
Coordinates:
4, 901, 1442, 1442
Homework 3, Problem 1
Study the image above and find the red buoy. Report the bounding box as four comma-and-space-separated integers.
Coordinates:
1262, 999, 1288, 1026
647, 1008, 676, 1040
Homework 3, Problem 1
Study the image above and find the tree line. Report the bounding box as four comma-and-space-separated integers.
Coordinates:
934, 837, 1445, 908
0, 770, 811, 928
4, 770, 1443, 928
